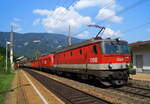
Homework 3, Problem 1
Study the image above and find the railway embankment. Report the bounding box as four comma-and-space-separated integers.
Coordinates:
0, 46, 15, 104
0, 71, 15, 104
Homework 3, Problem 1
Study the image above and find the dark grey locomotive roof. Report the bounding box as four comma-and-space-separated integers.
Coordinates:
55, 38, 126, 54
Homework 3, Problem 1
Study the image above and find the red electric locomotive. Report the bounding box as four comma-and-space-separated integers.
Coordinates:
53, 37, 130, 86
27, 25, 131, 86
52, 25, 130, 86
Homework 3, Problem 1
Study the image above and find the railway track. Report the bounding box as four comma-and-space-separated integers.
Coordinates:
24, 69, 112, 104
128, 79, 150, 89
113, 85, 150, 99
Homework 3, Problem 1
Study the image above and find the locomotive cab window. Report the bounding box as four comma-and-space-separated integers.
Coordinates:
93, 45, 98, 54
80, 49, 82, 55
70, 52, 73, 56
104, 41, 129, 54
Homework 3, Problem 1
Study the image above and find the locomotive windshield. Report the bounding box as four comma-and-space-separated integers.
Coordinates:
104, 41, 129, 54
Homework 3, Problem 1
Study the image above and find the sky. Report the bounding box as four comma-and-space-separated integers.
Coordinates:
0, 0, 150, 43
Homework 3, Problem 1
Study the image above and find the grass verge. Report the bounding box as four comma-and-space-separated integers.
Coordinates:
0, 71, 15, 104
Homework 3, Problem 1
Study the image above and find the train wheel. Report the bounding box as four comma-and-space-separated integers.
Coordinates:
100, 81, 111, 87
96, 78, 111, 87
56, 71, 63, 76
112, 80, 125, 86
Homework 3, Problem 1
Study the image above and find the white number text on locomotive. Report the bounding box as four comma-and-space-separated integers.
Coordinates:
117, 58, 124, 61
90, 57, 98, 63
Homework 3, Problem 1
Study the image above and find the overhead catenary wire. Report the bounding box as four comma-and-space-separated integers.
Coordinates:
40, 0, 63, 32
54, 0, 150, 48
97, 0, 150, 24
51, 0, 128, 47
101, 0, 118, 9
73, 0, 150, 37
122, 21, 150, 34
69, 0, 118, 36
54, 0, 78, 26
57, 0, 72, 9
37, 0, 80, 53
55, 0, 62, 8
44, 0, 116, 35
38, 0, 150, 55
54, 0, 114, 31
46, 21, 150, 54
41, 0, 77, 32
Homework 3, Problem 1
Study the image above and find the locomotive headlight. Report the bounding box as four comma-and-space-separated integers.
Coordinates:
108, 64, 112, 69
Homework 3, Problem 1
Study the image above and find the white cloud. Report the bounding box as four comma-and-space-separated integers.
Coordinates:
32, 0, 123, 38
76, 28, 123, 39
76, 31, 90, 39
14, 18, 21, 22
11, 18, 22, 32
33, 7, 93, 33
33, 18, 41, 26
96, 8, 122, 23
73, 0, 116, 9
33, 9, 52, 16
103, 27, 123, 38
11, 22, 22, 32
73, 0, 122, 23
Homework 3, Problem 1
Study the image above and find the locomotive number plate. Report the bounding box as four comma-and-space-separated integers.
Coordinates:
90, 57, 98, 63
117, 58, 124, 61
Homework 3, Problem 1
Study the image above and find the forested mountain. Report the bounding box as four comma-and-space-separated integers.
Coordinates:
0, 32, 83, 57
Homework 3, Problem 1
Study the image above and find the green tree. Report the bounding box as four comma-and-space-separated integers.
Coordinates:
34, 49, 42, 60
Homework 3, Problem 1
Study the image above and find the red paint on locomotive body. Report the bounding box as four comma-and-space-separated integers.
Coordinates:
54, 42, 101, 65
38, 54, 54, 67
31, 38, 130, 71
31, 60, 39, 68
31, 54, 54, 68
53, 38, 131, 70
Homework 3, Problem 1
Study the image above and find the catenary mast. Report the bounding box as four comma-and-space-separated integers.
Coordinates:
68, 25, 71, 46
10, 26, 14, 70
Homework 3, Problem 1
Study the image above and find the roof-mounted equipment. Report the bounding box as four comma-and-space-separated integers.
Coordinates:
88, 24, 105, 39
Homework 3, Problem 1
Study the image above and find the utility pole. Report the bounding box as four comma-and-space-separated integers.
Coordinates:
68, 25, 71, 46
10, 26, 14, 70
6, 41, 11, 72
6, 42, 8, 72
